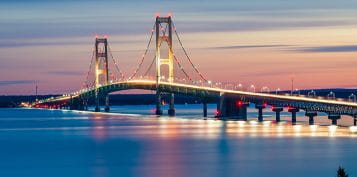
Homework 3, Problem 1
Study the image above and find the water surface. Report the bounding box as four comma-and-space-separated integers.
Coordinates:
0, 106, 356, 177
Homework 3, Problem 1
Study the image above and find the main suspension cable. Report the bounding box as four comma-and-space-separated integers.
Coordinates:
84, 46, 96, 88
142, 29, 168, 78
129, 24, 156, 80
107, 44, 125, 80
172, 22, 208, 82
173, 55, 194, 83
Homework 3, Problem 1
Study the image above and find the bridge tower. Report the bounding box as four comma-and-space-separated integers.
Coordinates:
155, 15, 175, 116
94, 37, 110, 112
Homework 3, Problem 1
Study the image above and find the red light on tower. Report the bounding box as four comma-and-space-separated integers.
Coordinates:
95, 34, 99, 39
168, 12, 172, 17
104, 35, 108, 38
155, 12, 160, 17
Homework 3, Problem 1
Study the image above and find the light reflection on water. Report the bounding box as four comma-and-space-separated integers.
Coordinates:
0, 107, 357, 177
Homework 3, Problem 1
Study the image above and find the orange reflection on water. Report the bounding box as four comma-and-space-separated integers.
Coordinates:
91, 113, 108, 141
151, 119, 357, 138
86, 112, 357, 140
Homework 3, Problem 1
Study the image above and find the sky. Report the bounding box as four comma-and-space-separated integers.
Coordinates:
1, 0, 357, 95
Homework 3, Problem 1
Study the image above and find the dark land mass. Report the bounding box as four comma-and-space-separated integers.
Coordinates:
0, 88, 356, 108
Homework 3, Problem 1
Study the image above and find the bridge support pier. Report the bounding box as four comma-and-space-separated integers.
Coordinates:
155, 91, 163, 115
95, 105, 100, 112
95, 92, 100, 112
78, 101, 85, 111
168, 93, 175, 116
203, 99, 208, 118
272, 107, 283, 122
84, 100, 88, 111
105, 94, 110, 112
288, 107, 299, 125
255, 104, 266, 122
305, 111, 317, 125
216, 94, 248, 120
69, 96, 74, 110
240, 103, 249, 121
69, 99, 84, 110
328, 114, 341, 126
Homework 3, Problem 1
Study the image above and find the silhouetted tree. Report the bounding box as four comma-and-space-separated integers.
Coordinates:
337, 166, 349, 177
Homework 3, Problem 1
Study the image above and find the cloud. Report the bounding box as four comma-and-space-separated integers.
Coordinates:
0, 80, 36, 86
209, 45, 291, 50
47, 71, 84, 76
0, 41, 86, 48
290, 45, 357, 53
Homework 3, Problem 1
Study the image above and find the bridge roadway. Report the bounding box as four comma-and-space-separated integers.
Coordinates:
34, 80, 357, 120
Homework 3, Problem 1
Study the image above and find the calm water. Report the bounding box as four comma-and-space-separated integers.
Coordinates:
0, 105, 356, 177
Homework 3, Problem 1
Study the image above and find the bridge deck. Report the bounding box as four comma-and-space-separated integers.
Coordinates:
33, 80, 357, 116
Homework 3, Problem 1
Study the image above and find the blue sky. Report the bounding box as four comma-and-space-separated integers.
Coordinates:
2, 0, 357, 40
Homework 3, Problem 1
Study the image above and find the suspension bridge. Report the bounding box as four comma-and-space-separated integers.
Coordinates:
32, 15, 357, 126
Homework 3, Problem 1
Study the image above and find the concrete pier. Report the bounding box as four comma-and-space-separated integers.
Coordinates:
255, 104, 266, 122
288, 107, 299, 124
305, 111, 318, 125
272, 107, 283, 122
104, 94, 110, 112
155, 91, 163, 115
328, 114, 341, 125
216, 94, 249, 120
168, 93, 175, 116
203, 100, 208, 117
